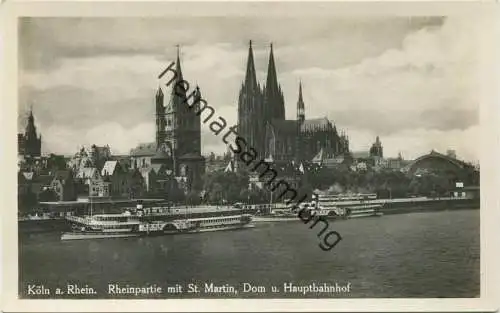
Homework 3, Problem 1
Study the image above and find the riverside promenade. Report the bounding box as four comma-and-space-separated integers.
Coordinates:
316, 195, 480, 215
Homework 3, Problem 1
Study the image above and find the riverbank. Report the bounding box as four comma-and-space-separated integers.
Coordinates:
18, 197, 479, 234
19, 209, 479, 298
316, 196, 479, 215
380, 198, 479, 215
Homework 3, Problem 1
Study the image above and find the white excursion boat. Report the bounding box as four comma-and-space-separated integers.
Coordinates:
253, 209, 299, 222
62, 212, 143, 240
163, 214, 254, 233
314, 193, 384, 219
253, 203, 332, 223
343, 204, 384, 218
61, 212, 254, 240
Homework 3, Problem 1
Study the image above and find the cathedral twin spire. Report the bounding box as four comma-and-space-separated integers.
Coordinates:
244, 40, 258, 91
241, 41, 286, 123
264, 43, 285, 121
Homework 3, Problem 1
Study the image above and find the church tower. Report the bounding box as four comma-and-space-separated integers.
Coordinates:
163, 46, 202, 158
155, 86, 166, 149
159, 46, 205, 191
237, 40, 264, 154
294, 81, 306, 162
297, 81, 305, 124
22, 108, 42, 157
369, 136, 383, 158
263, 43, 285, 123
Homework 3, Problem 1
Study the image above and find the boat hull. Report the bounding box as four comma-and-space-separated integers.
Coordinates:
61, 232, 141, 241
164, 223, 255, 234
253, 216, 299, 222
61, 223, 255, 240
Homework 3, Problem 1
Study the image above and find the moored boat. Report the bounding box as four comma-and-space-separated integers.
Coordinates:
61, 211, 255, 240
61, 231, 141, 240
162, 214, 254, 234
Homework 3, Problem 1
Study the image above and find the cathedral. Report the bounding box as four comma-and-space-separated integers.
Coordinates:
237, 41, 349, 168
18, 108, 42, 158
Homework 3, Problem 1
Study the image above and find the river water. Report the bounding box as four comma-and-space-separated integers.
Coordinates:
19, 209, 480, 298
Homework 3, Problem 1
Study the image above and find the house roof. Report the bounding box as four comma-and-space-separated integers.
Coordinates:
224, 160, 235, 173
311, 147, 336, 163
150, 163, 164, 174
76, 167, 99, 179
269, 119, 297, 135
152, 150, 171, 160
22, 172, 34, 181
301, 117, 332, 132
178, 152, 204, 160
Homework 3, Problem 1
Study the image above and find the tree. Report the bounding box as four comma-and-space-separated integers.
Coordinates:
202, 171, 250, 204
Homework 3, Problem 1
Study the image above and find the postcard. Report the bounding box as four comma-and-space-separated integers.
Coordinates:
1, 1, 499, 312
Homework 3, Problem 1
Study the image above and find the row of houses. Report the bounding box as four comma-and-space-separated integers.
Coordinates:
18, 159, 183, 203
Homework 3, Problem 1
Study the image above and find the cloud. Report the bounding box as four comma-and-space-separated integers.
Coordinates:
349, 126, 479, 161
284, 16, 479, 128
18, 16, 481, 162
42, 122, 155, 156
19, 17, 443, 71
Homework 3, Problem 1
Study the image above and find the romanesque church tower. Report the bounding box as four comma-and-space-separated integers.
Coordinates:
155, 47, 205, 191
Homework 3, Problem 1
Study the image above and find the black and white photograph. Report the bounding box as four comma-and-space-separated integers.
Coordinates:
2, 1, 499, 311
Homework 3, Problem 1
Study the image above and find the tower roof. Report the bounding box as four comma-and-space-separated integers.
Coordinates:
265, 43, 278, 95
297, 80, 305, 113
264, 42, 285, 120
244, 40, 258, 89
175, 45, 184, 83
156, 85, 163, 97
298, 81, 304, 103
169, 45, 185, 97
25, 106, 38, 137
167, 45, 187, 108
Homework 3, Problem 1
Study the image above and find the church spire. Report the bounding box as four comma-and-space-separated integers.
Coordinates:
173, 45, 184, 92
26, 105, 36, 136
168, 45, 187, 109
266, 43, 278, 95
244, 40, 257, 90
297, 80, 305, 123
156, 85, 163, 97
23, 104, 42, 157
264, 42, 285, 121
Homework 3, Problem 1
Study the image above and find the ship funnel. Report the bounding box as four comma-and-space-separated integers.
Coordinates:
311, 193, 318, 209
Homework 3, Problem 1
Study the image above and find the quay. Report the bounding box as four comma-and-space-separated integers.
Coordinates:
316, 195, 480, 215
20, 195, 479, 221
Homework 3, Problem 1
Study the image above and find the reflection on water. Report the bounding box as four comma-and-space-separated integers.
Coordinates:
19, 209, 480, 298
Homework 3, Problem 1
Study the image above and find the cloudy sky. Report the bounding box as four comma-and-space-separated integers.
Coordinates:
18, 15, 481, 162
